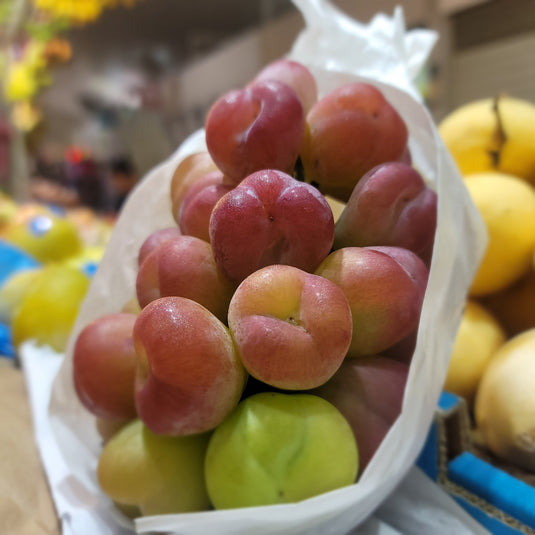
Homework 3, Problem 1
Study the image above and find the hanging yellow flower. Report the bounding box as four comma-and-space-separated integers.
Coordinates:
32, 0, 140, 25
4, 63, 38, 101
43, 36, 72, 64
12, 100, 42, 131
1, 0, 142, 132
4, 41, 47, 101
33, 0, 103, 23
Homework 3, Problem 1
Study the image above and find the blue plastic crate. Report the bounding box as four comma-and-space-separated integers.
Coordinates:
418, 392, 535, 534
0, 240, 40, 286
0, 322, 15, 359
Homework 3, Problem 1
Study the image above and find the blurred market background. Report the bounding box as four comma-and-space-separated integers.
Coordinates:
1, 0, 534, 213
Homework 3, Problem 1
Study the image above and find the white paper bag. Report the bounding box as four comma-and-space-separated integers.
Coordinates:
46, 1, 487, 533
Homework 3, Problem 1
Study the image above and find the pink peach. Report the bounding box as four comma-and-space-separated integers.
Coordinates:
228, 264, 352, 390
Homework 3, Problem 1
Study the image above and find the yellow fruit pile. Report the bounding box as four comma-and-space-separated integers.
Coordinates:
440, 95, 535, 473
0, 198, 113, 354
439, 95, 535, 183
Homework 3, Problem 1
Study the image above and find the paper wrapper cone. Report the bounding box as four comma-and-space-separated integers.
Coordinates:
45, 1, 487, 533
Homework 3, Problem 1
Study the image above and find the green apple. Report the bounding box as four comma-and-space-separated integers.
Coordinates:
204, 391, 359, 509
97, 419, 211, 516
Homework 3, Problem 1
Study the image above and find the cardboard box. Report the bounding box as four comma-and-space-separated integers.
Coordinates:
417, 392, 535, 534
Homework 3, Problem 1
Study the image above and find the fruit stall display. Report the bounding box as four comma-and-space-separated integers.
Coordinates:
0, 196, 113, 357
38, 16, 487, 535
416, 96, 535, 533
21, 3, 486, 534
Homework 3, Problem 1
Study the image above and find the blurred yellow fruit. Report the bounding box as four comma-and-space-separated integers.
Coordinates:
2, 213, 83, 263
11, 264, 90, 352
465, 172, 535, 296
0, 268, 41, 323
444, 300, 506, 405
439, 96, 535, 184
482, 268, 535, 337
475, 328, 535, 472
63, 245, 104, 276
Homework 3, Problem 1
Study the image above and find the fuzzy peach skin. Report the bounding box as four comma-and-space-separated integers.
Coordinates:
252, 58, 318, 114
333, 161, 437, 263
209, 169, 334, 284
227, 264, 353, 390
136, 234, 235, 323
310, 356, 409, 472
205, 79, 305, 183
133, 296, 247, 436
137, 226, 182, 266
301, 82, 408, 202
177, 169, 233, 242
169, 151, 218, 222
315, 246, 428, 358
73, 312, 138, 421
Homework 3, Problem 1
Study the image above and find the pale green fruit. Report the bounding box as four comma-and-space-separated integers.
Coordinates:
11, 264, 90, 352
0, 268, 41, 323
205, 392, 359, 509
97, 419, 211, 516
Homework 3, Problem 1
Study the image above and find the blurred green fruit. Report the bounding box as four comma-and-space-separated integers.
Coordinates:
97, 419, 211, 516
11, 264, 90, 352
0, 268, 42, 323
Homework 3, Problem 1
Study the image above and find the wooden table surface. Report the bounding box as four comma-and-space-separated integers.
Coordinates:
0, 358, 60, 535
